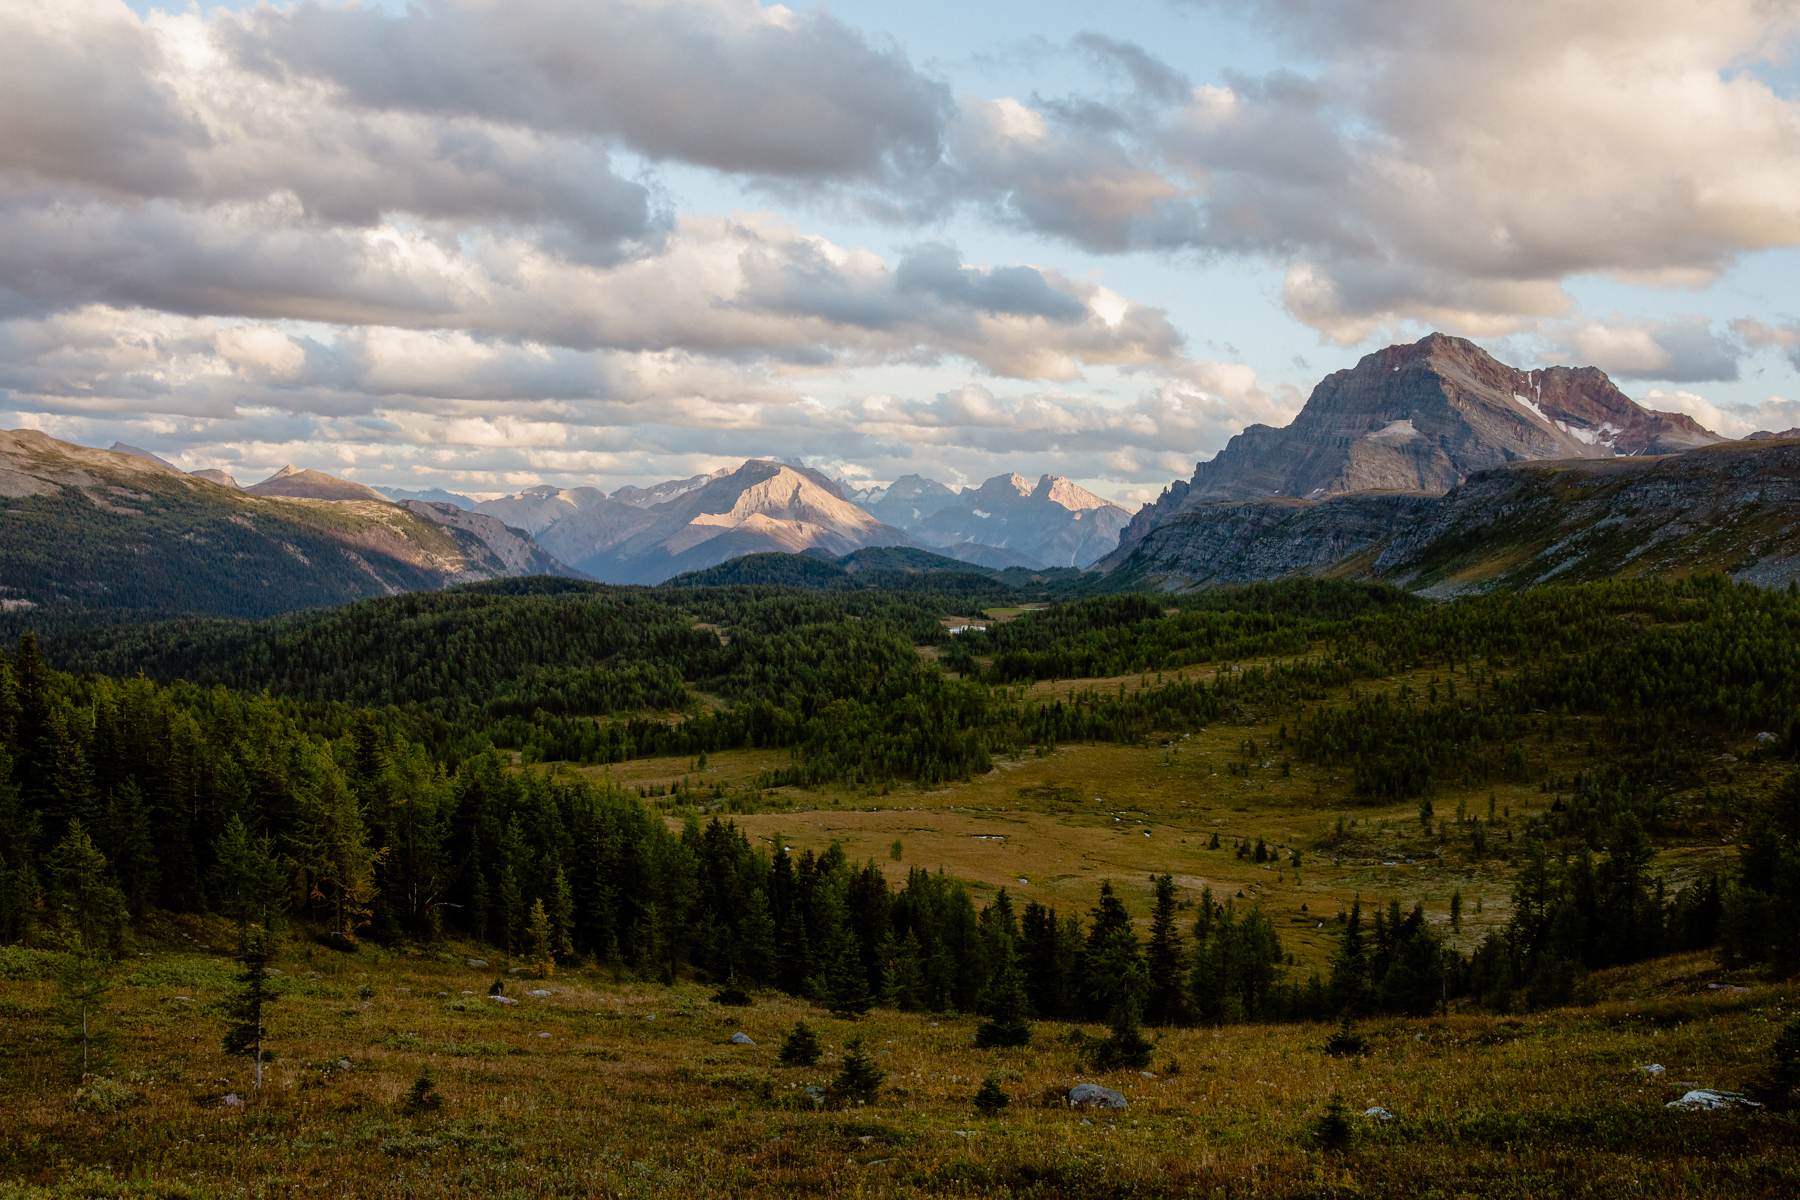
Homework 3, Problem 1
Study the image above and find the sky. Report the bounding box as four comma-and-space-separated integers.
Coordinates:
3, 0, 1799, 504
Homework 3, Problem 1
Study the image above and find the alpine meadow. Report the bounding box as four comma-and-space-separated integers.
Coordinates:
4, 2, 1800, 1198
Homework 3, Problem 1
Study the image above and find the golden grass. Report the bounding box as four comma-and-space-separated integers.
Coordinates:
2, 938, 1794, 1199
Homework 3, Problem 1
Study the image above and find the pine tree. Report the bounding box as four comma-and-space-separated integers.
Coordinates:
222, 927, 277, 1089
1144, 873, 1186, 1026
829, 1036, 884, 1107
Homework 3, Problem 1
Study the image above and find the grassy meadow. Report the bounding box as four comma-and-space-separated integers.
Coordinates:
1, 933, 1796, 1199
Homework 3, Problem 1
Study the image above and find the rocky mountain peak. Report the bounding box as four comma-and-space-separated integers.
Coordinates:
1113, 332, 1726, 558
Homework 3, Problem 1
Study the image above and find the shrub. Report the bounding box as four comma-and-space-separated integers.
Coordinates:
71, 1075, 135, 1115
779, 1021, 822, 1068
973, 1076, 1010, 1116
402, 1066, 443, 1115
1755, 1018, 1800, 1111
1324, 1016, 1367, 1057
712, 983, 753, 1007
1306, 1094, 1355, 1151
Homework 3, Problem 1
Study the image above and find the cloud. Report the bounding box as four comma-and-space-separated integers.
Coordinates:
1641, 387, 1800, 438
225, 0, 951, 184
1556, 319, 1742, 383
1734, 318, 1800, 372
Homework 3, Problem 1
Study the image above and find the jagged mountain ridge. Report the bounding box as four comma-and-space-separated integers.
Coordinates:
865, 471, 1131, 568
1116, 332, 1722, 557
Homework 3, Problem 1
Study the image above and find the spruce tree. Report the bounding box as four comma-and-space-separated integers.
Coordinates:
548, 866, 577, 964
829, 1036, 884, 1107
1145, 873, 1186, 1026
973, 1075, 1010, 1115
43, 820, 128, 953
975, 942, 1031, 1048
208, 814, 285, 932
778, 1020, 822, 1067
222, 927, 277, 1090
54, 938, 111, 1079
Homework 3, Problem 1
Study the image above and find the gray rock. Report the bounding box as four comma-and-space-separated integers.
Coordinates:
730, 1032, 756, 1046
489, 994, 519, 1006
1640, 1063, 1666, 1076
527, 988, 551, 998
1068, 1083, 1128, 1110
465, 958, 488, 968
802, 1085, 827, 1107
335, 1058, 352, 1071
221, 1093, 244, 1108
1666, 1089, 1762, 1111
1755, 731, 1780, 746
1364, 1106, 1395, 1121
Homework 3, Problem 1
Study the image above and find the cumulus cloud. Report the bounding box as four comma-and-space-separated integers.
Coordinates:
225, 0, 951, 184
1556, 319, 1743, 383
1734, 318, 1800, 372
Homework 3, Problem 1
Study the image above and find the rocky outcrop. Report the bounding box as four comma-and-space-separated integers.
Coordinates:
1105, 493, 1439, 588
1378, 438, 1800, 593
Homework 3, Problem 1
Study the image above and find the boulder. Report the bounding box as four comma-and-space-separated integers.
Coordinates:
1068, 1083, 1128, 1110
1666, 1089, 1762, 1111
465, 958, 489, 969
1363, 1106, 1396, 1121
221, 1093, 244, 1108
527, 988, 551, 998
1640, 1064, 1666, 1077
730, 1032, 756, 1046
489, 994, 519, 1006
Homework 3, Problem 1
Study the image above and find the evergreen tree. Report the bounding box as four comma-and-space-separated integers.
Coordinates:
1327, 899, 1370, 1016
526, 897, 554, 978
779, 1020, 822, 1067
1144, 873, 1187, 1025
222, 927, 277, 1089
549, 866, 577, 964
43, 820, 128, 953
829, 1036, 884, 1107
54, 939, 112, 1079
208, 814, 285, 931
973, 1075, 1010, 1115
974, 940, 1032, 1048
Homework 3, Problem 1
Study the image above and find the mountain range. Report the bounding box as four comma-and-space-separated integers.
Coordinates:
9, 331, 1796, 617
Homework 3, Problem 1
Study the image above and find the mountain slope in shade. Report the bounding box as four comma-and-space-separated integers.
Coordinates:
1118, 332, 1722, 556
578, 459, 912, 584
1103, 439, 1800, 593
247, 465, 388, 502
862, 474, 964, 527
905, 472, 1132, 568
0, 430, 569, 619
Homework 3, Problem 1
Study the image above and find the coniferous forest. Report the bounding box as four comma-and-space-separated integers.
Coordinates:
6, 574, 1799, 1029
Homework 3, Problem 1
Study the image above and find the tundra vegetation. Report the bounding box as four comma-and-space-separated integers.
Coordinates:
1, 575, 1798, 1196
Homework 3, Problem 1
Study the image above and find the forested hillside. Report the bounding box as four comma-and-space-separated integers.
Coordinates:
8, 575, 1799, 1024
